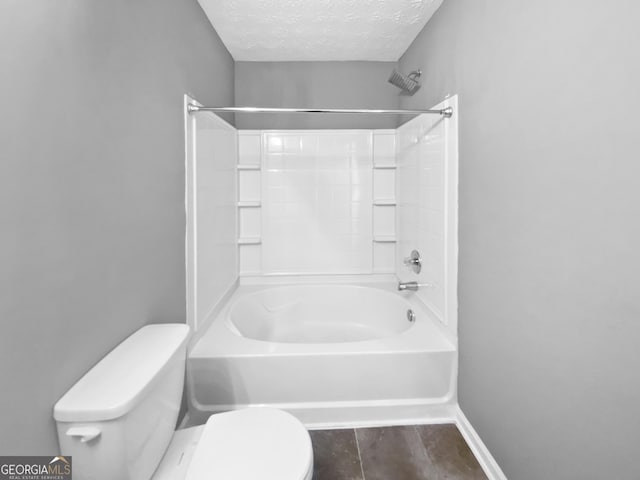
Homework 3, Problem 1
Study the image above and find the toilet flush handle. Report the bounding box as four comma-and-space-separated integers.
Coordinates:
66, 426, 101, 443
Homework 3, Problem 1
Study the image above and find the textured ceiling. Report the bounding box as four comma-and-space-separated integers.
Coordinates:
198, 0, 444, 61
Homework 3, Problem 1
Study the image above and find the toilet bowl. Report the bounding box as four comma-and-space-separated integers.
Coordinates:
53, 324, 313, 480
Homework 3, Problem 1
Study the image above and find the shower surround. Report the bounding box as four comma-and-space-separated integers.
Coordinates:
185, 95, 458, 427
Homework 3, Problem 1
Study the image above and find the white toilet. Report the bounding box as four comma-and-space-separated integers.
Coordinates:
53, 324, 313, 480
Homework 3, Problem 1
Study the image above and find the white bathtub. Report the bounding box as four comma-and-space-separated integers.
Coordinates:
187, 281, 457, 427
230, 285, 415, 343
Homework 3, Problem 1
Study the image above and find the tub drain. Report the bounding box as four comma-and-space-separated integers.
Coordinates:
407, 309, 416, 322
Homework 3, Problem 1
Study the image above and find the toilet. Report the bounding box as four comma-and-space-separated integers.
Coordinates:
53, 324, 313, 480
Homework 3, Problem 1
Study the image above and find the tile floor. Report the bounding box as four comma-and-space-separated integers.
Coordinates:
310, 424, 488, 480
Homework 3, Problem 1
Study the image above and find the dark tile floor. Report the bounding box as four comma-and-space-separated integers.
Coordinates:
310, 424, 488, 480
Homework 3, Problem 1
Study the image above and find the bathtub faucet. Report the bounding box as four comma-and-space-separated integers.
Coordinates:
398, 281, 419, 292
397, 281, 433, 292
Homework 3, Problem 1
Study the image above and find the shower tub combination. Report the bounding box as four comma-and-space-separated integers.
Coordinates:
187, 281, 457, 427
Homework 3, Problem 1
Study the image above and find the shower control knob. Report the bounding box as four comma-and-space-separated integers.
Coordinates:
403, 250, 422, 274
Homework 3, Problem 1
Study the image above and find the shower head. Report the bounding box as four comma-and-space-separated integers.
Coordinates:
388, 69, 422, 95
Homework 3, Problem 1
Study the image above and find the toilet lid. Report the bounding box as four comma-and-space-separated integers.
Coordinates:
185, 408, 313, 480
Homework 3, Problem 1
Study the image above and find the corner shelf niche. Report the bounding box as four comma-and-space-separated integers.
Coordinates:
237, 164, 261, 171
237, 201, 261, 208
238, 237, 262, 245
373, 164, 396, 170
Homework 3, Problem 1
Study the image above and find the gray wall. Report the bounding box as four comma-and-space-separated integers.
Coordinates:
400, 1, 640, 478
235, 62, 400, 129
0, 0, 233, 453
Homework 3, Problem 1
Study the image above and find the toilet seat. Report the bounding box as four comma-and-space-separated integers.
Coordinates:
185, 408, 313, 480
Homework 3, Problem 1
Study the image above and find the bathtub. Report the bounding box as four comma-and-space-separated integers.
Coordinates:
187, 280, 457, 427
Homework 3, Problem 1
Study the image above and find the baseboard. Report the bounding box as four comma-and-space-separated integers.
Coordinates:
454, 406, 508, 480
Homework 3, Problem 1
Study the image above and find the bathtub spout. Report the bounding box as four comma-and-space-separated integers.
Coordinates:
398, 281, 419, 292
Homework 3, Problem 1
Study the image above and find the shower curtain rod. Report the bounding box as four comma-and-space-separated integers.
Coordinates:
187, 105, 453, 118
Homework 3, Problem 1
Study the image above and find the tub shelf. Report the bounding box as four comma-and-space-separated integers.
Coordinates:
373, 199, 396, 206
238, 237, 262, 245
237, 164, 261, 171
373, 164, 396, 170
373, 235, 396, 243
237, 201, 261, 208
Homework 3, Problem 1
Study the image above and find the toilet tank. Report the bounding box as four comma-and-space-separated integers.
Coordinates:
54, 324, 190, 480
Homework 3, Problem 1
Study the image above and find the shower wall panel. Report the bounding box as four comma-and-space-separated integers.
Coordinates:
262, 131, 373, 274
396, 97, 458, 335
238, 130, 397, 275
187, 109, 238, 330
